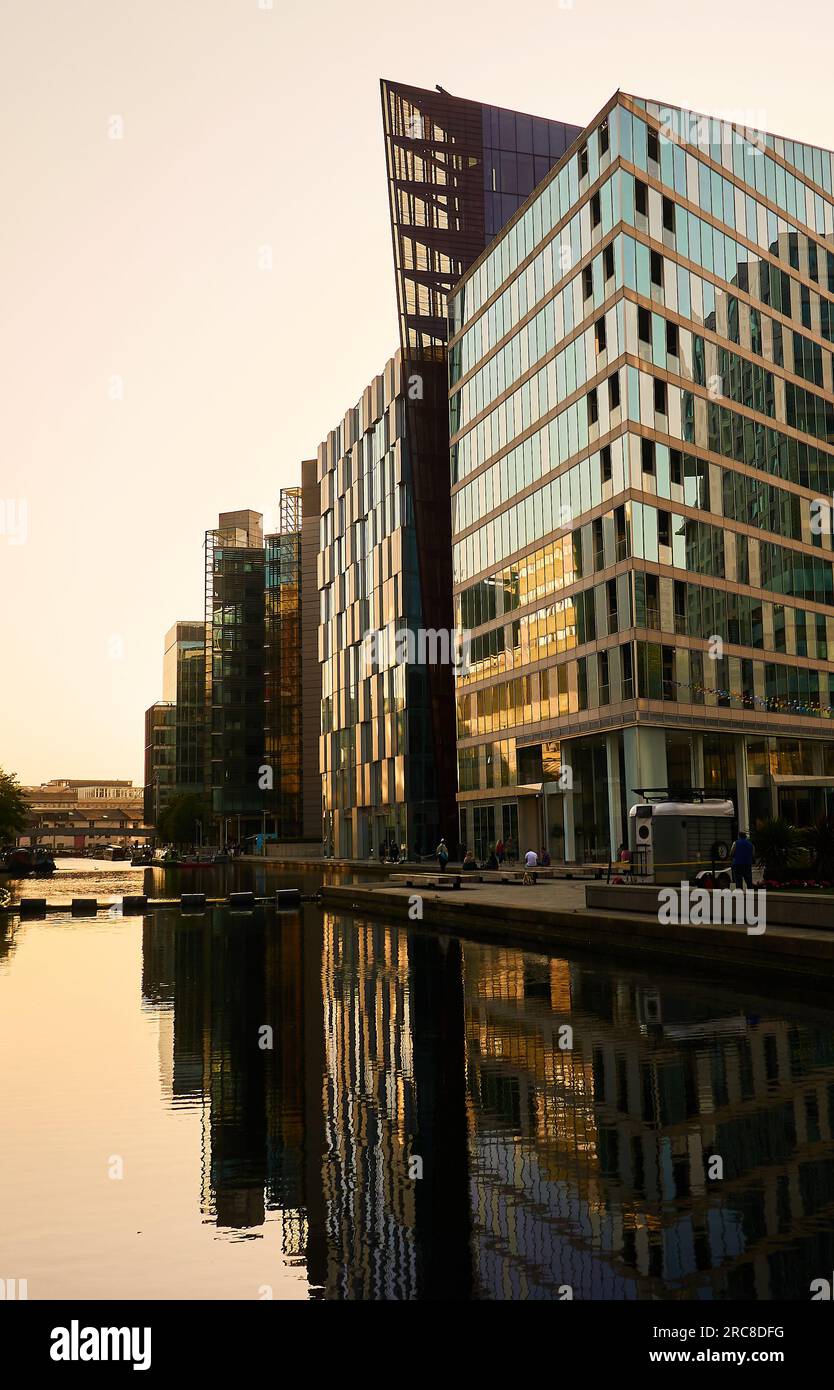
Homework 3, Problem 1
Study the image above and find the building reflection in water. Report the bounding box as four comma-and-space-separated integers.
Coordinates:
142, 909, 311, 1257
464, 949, 834, 1300
141, 906, 834, 1299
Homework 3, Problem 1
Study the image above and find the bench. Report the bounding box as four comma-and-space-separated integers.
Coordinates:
388, 873, 466, 890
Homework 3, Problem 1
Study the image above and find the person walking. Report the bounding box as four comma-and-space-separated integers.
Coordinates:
730, 830, 754, 889
436, 837, 449, 870
495, 838, 505, 865
505, 835, 515, 864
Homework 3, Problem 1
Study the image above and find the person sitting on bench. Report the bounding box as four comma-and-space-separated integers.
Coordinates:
522, 849, 538, 884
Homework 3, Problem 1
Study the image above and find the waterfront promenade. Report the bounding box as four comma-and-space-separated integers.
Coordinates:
318, 875, 834, 987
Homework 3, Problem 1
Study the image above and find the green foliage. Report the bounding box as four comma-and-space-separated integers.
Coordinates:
0, 769, 30, 844
156, 794, 210, 847
751, 816, 804, 879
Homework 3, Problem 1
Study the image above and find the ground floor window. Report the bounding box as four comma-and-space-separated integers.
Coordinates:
473, 806, 495, 861
502, 804, 518, 859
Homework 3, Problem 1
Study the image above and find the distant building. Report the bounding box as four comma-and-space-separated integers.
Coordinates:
143, 701, 176, 826
203, 495, 320, 847
204, 509, 265, 842
163, 620, 206, 798
20, 779, 147, 849
264, 466, 321, 843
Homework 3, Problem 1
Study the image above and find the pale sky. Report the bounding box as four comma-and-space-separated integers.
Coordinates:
1, 0, 832, 786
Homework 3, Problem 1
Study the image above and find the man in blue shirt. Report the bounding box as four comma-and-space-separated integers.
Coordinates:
731, 831, 754, 889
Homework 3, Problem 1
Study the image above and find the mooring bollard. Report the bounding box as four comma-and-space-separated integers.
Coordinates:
229, 891, 255, 911
71, 899, 98, 916
122, 896, 148, 915
275, 888, 302, 909
19, 899, 47, 918
180, 893, 206, 912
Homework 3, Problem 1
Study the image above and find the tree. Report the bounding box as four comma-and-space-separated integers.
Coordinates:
156, 794, 210, 848
0, 769, 30, 844
751, 816, 805, 881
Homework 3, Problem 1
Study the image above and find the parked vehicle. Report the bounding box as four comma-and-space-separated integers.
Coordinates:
130, 847, 154, 866
98, 845, 131, 861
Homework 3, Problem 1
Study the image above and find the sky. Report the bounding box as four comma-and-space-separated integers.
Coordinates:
1, 0, 832, 787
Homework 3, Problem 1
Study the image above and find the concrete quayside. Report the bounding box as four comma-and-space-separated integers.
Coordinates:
318, 876, 834, 983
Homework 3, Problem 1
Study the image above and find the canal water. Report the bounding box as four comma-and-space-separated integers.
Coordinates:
1, 862, 834, 1300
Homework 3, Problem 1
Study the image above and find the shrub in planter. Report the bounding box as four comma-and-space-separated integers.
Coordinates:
751, 817, 804, 882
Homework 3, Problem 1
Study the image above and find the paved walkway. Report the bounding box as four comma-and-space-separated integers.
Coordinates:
369, 878, 590, 911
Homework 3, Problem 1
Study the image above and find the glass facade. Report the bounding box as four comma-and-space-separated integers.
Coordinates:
449, 94, 834, 857
149, 488, 320, 848
264, 486, 310, 842
143, 701, 176, 825
163, 620, 206, 797
313, 82, 581, 858
381, 79, 580, 356
204, 511, 267, 837
319, 355, 443, 858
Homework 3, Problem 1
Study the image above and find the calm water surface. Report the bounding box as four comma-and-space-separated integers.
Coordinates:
2, 864, 834, 1300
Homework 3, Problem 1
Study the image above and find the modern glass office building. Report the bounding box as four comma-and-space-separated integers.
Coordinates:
202, 494, 320, 849
265, 467, 321, 844
316, 84, 580, 859
163, 620, 206, 798
449, 94, 834, 861
143, 701, 176, 826
381, 79, 580, 356
319, 354, 438, 858
204, 510, 267, 841
379, 82, 581, 848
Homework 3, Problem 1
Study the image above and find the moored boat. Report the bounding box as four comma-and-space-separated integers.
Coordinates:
31, 849, 56, 876
153, 848, 181, 866
0, 847, 34, 877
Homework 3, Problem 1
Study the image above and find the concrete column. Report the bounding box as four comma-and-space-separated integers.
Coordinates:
691, 732, 705, 791
734, 735, 750, 833
563, 789, 576, 863
623, 726, 668, 812
605, 732, 624, 857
